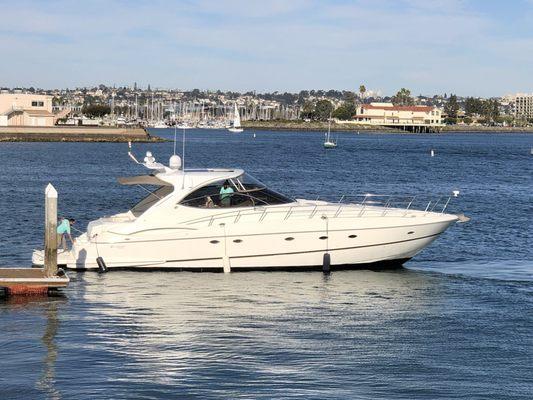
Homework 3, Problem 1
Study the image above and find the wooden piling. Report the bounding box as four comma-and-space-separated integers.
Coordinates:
44, 184, 58, 277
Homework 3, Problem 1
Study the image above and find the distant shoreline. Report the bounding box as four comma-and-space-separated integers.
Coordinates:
1, 124, 531, 142
0, 126, 164, 142
242, 120, 533, 133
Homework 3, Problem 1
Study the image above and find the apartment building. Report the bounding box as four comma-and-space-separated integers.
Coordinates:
512, 93, 533, 120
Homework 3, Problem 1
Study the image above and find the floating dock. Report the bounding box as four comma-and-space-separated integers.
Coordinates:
0, 184, 70, 297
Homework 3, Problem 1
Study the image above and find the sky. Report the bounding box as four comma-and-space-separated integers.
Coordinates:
0, 0, 532, 97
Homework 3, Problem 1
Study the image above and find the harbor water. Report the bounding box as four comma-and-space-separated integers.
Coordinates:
0, 130, 532, 399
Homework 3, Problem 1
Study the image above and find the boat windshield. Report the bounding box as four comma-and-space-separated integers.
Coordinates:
130, 185, 174, 217
180, 173, 294, 208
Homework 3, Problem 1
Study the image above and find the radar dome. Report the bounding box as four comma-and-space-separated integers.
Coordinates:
169, 155, 182, 170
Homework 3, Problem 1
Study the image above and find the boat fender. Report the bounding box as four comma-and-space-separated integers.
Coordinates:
322, 253, 331, 274
96, 257, 108, 274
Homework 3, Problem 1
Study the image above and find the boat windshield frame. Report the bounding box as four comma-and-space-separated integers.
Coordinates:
179, 173, 295, 208
229, 173, 267, 193
130, 184, 174, 217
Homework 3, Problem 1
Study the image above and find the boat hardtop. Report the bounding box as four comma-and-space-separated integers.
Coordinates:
118, 168, 246, 189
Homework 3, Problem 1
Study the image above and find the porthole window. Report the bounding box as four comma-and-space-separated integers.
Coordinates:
210, 240, 220, 244
319, 236, 328, 240
348, 234, 357, 238
407, 231, 415, 235
285, 237, 294, 241
233, 239, 242, 243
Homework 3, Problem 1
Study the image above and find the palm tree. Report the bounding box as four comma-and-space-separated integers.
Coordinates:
359, 85, 366, 103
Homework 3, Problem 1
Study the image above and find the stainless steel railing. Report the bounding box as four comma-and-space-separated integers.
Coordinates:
179, 193, 454, 227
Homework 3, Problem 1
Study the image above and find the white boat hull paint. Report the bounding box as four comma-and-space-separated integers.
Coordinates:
33, 205, 457, 271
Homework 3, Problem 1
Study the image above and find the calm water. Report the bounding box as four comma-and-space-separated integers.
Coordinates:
0, 130, 532, 399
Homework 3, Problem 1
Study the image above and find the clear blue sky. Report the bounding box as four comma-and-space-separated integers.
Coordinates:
1, 0, 532, 96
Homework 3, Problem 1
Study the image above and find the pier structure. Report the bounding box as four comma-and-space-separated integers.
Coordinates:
0, 184, 69, 297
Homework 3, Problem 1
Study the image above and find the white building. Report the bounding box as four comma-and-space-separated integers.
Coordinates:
352, 102, 443, 128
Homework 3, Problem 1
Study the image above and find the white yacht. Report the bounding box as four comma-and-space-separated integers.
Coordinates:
151, 121, 168, 129
175, 122, 193, 130
228, 104, 243, 133
32, 148, 466, 271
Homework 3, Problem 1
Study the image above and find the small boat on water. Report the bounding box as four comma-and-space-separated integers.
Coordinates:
228, 103, 243, 133
176, 122, 193, 130
151, 121, 168, 129
32, 146, 467, 271
324, 117, 337, 149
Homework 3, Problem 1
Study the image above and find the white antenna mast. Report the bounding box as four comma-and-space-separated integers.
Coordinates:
181, 127, 186, 190
173, 124, 177, 156
182, 127, 186, 170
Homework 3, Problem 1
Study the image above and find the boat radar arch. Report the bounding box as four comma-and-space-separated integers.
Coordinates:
128, 142, 177, 173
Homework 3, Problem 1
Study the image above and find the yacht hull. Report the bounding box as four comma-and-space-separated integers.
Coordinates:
32, 214, 455, 271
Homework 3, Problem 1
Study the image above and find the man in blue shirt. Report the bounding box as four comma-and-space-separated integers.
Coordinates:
57, 217, 76, 251
219, 180, 234, 207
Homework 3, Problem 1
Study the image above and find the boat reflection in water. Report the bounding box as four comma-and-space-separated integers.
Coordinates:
69, 267, 439, 388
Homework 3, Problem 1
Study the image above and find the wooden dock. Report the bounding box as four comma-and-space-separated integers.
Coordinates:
0, 184, 70, 297
0, 268, 69, 296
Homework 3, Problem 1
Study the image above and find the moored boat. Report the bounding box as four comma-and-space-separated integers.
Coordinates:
228, 103, 243, 133
32, 148, 466, 271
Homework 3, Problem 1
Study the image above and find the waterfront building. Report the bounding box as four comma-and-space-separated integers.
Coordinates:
0, 93, 55, 126
349, 102, 443, 131
510, 93, 533, 120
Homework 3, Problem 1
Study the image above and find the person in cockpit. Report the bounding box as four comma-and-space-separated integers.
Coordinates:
219, 180, 234, 207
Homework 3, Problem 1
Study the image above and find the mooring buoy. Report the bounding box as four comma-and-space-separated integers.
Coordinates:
96, 257, 108, 274
322, 253, 331, 274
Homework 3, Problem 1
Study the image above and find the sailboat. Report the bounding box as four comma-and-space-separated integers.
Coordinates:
323, 117, 337, 148
228, 103, 244, 133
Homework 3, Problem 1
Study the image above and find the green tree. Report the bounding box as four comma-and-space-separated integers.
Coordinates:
464, 97, 483, 116
444, 94, 459, 119
332, 101, 356, 120
482, 99, 500, 124
314, 100, 334, 121
343, 91, 356, 104
82, 104, 111, 118
300, 100, 316, 120
359, 85, 366, 103
391, 88, 414, 106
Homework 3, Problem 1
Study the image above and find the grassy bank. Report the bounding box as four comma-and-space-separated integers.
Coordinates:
242, 120, 533, 133
0, 126, 165, 142
242, 120, 397, 132
441, 125, 533, 132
